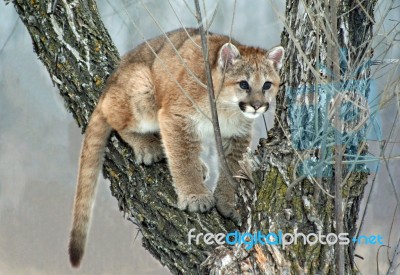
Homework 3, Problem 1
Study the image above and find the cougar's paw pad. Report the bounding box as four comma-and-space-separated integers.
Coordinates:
178, 192, 215, 213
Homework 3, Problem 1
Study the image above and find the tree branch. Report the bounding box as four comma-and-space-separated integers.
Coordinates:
8, 1, 235, 273
193, 0, 238, 193
9, 0, 378, 273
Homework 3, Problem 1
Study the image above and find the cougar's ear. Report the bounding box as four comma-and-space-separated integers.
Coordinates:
267, 46, 285, 71
218, 43, 241, 69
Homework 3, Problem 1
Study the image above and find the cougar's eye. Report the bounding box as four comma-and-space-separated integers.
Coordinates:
239, 80, 249, 90
263, 81, 272, 90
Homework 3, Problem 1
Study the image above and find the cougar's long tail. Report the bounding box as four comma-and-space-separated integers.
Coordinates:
69, 106, 112, 267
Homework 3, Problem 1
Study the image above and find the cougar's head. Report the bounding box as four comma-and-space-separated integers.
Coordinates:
215, 43, 284, 119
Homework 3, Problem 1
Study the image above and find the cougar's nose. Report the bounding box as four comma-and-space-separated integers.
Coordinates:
251, 101, 262, 110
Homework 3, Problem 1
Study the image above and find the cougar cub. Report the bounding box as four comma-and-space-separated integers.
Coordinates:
69, 28, 284, 267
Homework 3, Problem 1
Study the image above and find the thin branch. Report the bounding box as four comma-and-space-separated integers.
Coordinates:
377, 245, 391, 275
193, 0, 238, 191
274, 116, 335, 200
138, 0, 208, 89
166, 0, 201, 48
228, 0, 237, 42
268, 1, 322, 80
115, 0, 211, 121
356, 111, 400, 244
386, 204, 400, 273
182, 0, 197, 18
201, 0, 208, 34
205, 2, 218, 31
354, 0, 376, 25
328, 0, 344, 273
0, 17, 19, 58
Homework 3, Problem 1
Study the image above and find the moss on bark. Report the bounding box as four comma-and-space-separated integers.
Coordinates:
10, 0, 376, 273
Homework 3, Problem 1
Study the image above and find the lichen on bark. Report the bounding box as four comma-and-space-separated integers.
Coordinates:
10, 1, 237, 273
9, 0, 377, 273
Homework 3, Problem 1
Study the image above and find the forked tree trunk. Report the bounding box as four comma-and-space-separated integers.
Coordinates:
9, 0, 376, 273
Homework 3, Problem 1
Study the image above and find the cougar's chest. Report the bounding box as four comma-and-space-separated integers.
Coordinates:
194, 111, 253, 140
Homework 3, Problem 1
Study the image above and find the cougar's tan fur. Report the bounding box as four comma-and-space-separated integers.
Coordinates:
69, 28, 284, 267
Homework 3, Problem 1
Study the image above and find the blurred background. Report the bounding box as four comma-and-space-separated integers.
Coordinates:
0, 0, 398, 274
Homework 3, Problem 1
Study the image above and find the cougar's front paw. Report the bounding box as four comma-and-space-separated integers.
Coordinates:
178, 191, 215, 213
215, 199, 241, 223
214, 189, 241, 223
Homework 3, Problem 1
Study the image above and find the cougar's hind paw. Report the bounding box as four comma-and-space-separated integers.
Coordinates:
135, 142, 164, 165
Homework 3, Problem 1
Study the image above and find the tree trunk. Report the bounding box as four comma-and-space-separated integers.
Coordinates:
9, 0, 376, 274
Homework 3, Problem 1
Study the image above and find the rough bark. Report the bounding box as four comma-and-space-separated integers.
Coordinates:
9, 1, 236, 273
8, 0, 376, 274
196, 0, 376, 273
